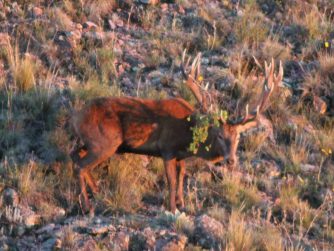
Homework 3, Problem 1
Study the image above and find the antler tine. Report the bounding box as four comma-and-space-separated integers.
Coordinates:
264, 60, 270, 76
253, 56, 263, 71
255, 105, 260, 116
273, 60, 284, 86
181, 49, 200, 80
181, 49, 189, 78
241, 104, 249, 124
259, 58, 276, 111
270, 58, 275, 82
197, 53, 201, 81
190, 53, 201, 78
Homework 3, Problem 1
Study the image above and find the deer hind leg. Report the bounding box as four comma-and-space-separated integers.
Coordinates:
85, 171, 99, 194
164, 158, 177, 213
75, 142, 121, 213
75, 151, 103, 212
71, 148, 98, 194
176, 160, 186, 209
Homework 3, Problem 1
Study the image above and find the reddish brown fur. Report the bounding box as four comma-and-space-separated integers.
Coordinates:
71, 59, 282, 214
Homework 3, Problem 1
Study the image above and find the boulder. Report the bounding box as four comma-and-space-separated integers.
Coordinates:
155, 234, 187, 251
194, 215, 224, 249
2, 188, 19, 207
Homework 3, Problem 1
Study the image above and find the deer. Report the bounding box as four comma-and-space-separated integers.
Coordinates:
70, 51, 283, 214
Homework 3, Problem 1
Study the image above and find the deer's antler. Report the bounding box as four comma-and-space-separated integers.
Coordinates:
181, 50, 207, 112
233, 58, 283, 125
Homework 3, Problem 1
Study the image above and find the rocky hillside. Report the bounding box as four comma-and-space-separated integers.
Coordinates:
0, 0, 334, 250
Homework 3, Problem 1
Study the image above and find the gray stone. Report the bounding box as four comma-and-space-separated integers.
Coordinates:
41, 238, 57, 250
130, 227, 156, 250
2, 188, 19, 207
15, 225, 25, 237
194, 215, 224, 249
35, 223, 56, 235
300, 164, 318, 173
111, 231, 130, 251
155, 234, 187, 251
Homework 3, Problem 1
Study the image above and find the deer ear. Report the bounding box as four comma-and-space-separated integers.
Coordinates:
235, 120, 258, 134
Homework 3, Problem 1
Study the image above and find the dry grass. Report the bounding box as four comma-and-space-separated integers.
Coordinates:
314, 127, 334, 156
207, 205, 227, 223
278, 185, 316, 230
255, 37, 292, 63
48, 7, 74, 31
319, 53, 334, 86
288, 2, 332, 40
225, 210, 254, 251
4, 42, 36, 92
208, 170, 262, 211
100, 154, 158, 212
85, 0, 117, 23
234, 0, 269, 46
242, 132, 269, 162
252, 223, 284, 251
61, 226, 76, 250
288, 137, 310, 172
17, 160, 44, 198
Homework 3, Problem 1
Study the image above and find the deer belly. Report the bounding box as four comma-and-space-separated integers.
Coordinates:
117, 122, 161, 156
117, 141, 161, 157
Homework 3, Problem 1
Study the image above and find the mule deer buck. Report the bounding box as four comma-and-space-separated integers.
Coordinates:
71, 51, 283, 214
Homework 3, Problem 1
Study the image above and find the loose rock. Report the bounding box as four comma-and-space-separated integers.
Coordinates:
32, 7, 43, 17
111, 231, 130, 251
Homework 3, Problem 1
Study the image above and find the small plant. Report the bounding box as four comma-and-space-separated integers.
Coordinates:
188, 114, 212, 154
158, 210, 194, 236
175, 212, 195, 236
188, 111, 227, 154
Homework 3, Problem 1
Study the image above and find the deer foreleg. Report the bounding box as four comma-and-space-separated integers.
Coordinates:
164, 159, 177, 213
176, 160, 186, 209
79, 168, 91, 211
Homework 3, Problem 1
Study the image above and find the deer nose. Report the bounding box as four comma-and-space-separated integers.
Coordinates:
214, 161, 224, 167
226, 158, 235, 166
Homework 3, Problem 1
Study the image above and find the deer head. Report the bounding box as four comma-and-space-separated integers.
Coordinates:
181, 51, 283, 166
